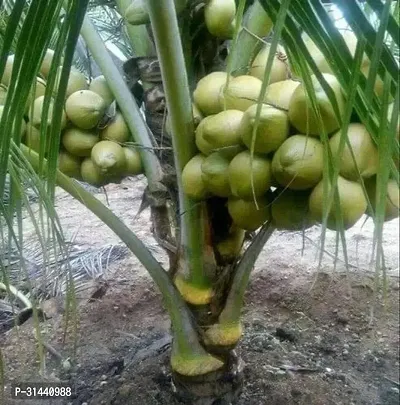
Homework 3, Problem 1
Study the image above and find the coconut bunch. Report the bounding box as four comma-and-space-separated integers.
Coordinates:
1, 49, 143, 188
181, 39, 399, 233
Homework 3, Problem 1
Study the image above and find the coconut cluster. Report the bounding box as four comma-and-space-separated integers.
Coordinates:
183, 41, 399, 232
1, 49, 143, 187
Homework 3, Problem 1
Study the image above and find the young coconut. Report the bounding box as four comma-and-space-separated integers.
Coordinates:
89, 75, 114, 107
65, 90, 107, 130
329, 123, 379, 181
62, 127, 99, 157
204, 0, 236, 39
55, 66, 88, 98
193, 72, 231, 116
303, 31, 389, 101
29, 96, 67, 129
39, 49, 59, 79
219, 75, 264, 112
91, 140, 127, 176
264, 79, 300, 110
58, 150, 82, 179
122, 147, 143, 176
228, 195, 270, 231
182, 154, 208, 200
365, 177, 399, 222
195, 116, 215, 155
201, 152, 231, 197
272, 135, 324, 190
81, 157, 109, 187
201, 109, 244, 158
239, 104, 289, 154
228, 151, 272, 199
271, 188, 314, 230
309, 175, 367, 230
288, 73, 345, 136
250, 44, 289, 84
100, 112, 130, 143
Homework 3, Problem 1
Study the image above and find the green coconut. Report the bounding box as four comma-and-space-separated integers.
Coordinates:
24, 124, 41, 153
201, 109, 244, 158
195, 116, 215, 155
39, 49, 58, 79
365, 177, 399, 222
229, 151, 272, 199
219, 75, 264, 112
272, 135, 324, 190
201, 152, 231, 197
309, 175, 367, 230
89, 75, 114, 107
29, 96, 67, 129
81, 157, 108, 187
228, 196, 270, 231
303, 31, 390, 100
100, 112, 130, 143
62, 127, 99, 157
288, 73, 345, 136
55, 67, 88, 98
204, 0, 236, 39
264, 79, 300, 110
215, 226, 245, 264
1, 55, 14, 86
182, 154, 208, 200
65, 90, 107, 130
239, 104, 289, 154
271, 188, 314, 230
122, 147, 143, 176
329, 123, 378, 181
91, 140, 127, 175
250, 44, 289, 84
193, 72, 231, 116
302, 31, 360, 75
58, 150, 82, 179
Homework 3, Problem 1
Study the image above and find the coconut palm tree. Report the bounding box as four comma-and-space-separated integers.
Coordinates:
0, 0, 398, 403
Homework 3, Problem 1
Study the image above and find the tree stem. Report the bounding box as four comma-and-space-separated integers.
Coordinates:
220, 224, 275, 324
146, 0, 209, 291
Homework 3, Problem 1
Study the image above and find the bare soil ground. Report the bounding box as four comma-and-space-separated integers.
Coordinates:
1, 177, 399, 405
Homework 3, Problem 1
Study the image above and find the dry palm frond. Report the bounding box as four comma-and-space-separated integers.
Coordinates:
0, 239, 129, 300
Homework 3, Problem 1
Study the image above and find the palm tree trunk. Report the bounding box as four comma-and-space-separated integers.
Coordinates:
172, 350, 244, 405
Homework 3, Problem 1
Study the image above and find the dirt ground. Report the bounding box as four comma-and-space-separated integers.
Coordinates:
1, 177, 399, 405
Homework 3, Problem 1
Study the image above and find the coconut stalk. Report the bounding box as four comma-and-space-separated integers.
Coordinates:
146, 0, 213, 306
205, 224, 275, 347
